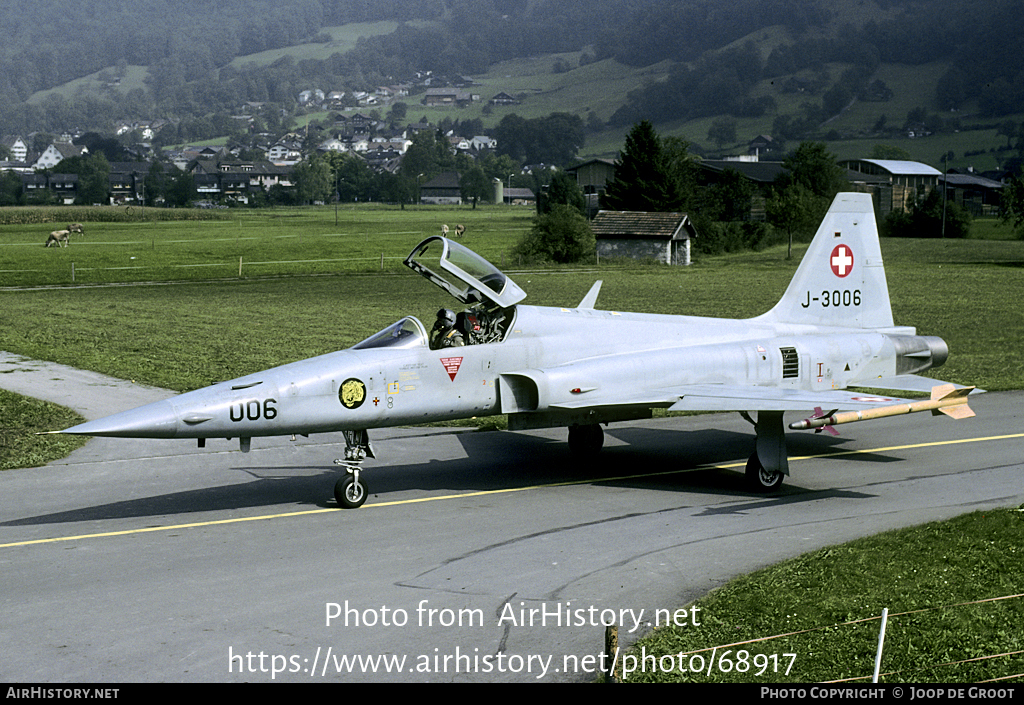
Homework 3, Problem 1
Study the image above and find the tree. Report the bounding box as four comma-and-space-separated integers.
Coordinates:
459, 165, 491, 208
75, 132, 132, 162
143, 161, 166, 206
164, 168, 196, 208
768, 141, 848, 240
401, 129, 454, 184
1002, 175, 1024, 236
325, 152, 374, 202
292, 155, 333, 204
780, 142, 847, 199
538, 170, 585, 215
0, 170, 22, 206
477, 152, 522, 186
493, 112, 586, 166
388, 101, 408, 123
512, 204, 595, 264
661, 136, 699, 212
885, 188, 970, 239
59, 152, 111, 205
701, 168, 755, 222
765, 184, 822, 259
601, 120, 680, 211
707, 117, 737, 152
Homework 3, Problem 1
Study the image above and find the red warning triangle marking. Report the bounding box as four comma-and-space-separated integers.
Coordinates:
440, 357, 463, 381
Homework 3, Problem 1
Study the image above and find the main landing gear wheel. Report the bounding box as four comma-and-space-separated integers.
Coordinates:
745, 452, 784, 492
568, 423, 604, 457
334, 474, 368, 509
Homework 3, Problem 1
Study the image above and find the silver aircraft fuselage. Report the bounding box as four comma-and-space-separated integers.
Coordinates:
71, 303, 946, 442
62, 192, 976, 502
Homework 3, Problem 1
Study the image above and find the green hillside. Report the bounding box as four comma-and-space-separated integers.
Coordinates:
226, 21, 406, 69
6, 1, 1024, 174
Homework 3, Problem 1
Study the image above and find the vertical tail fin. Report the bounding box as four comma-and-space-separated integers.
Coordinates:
757, 192, 894, 329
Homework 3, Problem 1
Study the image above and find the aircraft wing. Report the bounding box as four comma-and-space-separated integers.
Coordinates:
663, 385, 921, 412
547, 374, 977, 414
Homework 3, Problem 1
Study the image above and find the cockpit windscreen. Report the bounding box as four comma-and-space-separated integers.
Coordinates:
351, 317, 428, 350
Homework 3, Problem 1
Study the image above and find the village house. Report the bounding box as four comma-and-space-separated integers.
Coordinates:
318, 138, 348, 153
108, 162, 150, 203
2, 136, 29, 163
33, 141, 88, 170
489, 91, 519, 106
189, 159, 293, 202
267, 141, 303, 165
423, 88, 473, 106
469, 135, 497, 152
940, 169, 1004, 217
419, 171, 462, 205
324, 91, 347, 109
840, 159, 942, 217
20, 173, 79, 204
566, 158, 617, 217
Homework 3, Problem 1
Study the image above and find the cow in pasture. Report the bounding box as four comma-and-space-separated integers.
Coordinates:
45, 230, 70, 248
454, 224, 465, 238
441, 224, 449, 236
68, 223, 85, 236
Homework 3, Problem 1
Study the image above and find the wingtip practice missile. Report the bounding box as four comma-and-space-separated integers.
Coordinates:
789, 384, 977, 432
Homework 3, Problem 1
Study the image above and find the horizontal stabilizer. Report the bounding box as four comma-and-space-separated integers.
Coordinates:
852, 374, 982, 395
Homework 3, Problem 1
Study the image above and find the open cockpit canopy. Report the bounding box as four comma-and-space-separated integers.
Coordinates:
404, 236, 527, 309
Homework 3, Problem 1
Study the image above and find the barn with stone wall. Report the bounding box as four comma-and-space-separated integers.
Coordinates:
591, 211, 697, 265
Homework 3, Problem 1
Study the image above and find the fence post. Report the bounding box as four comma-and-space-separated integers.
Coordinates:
239, 256, 243, 277
872, 607, 889, 683
71, 262, 75, 283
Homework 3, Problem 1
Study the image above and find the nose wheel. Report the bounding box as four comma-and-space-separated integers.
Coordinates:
334, 464, 368, 508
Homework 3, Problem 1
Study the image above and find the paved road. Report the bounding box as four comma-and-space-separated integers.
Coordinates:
2, 353, 1022, 682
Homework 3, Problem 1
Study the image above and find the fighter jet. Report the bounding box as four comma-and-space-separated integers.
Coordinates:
61, 192, 978, 507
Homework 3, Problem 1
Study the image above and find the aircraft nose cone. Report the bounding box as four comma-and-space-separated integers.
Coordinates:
61, 399, 179, 439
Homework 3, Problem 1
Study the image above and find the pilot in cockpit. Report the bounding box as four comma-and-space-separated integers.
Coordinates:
429, 308, 465, 350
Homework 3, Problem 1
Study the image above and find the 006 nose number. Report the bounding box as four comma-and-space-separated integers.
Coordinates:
229, 399, 278, 422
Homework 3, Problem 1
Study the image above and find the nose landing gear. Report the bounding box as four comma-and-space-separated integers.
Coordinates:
334, 465, 368, 508
334, 430, 373, 508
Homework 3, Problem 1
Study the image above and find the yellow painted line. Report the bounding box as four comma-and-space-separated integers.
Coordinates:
3, 431, 1022, 550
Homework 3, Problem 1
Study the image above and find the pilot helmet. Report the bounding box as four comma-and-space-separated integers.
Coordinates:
436, 308, 456, 328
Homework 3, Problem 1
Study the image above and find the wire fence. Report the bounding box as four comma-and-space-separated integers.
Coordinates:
616, 592, 1024, 683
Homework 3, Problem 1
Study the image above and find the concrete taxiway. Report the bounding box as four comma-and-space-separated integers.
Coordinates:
2, 352, 1022, 682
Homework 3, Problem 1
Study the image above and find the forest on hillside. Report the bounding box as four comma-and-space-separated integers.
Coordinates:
610, 0, 1024, 127
2, 0, 1023, 139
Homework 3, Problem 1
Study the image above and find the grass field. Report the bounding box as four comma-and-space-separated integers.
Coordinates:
621, 507, 1024, 683
0, 389, 87, 471
0, 205, 535, 288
